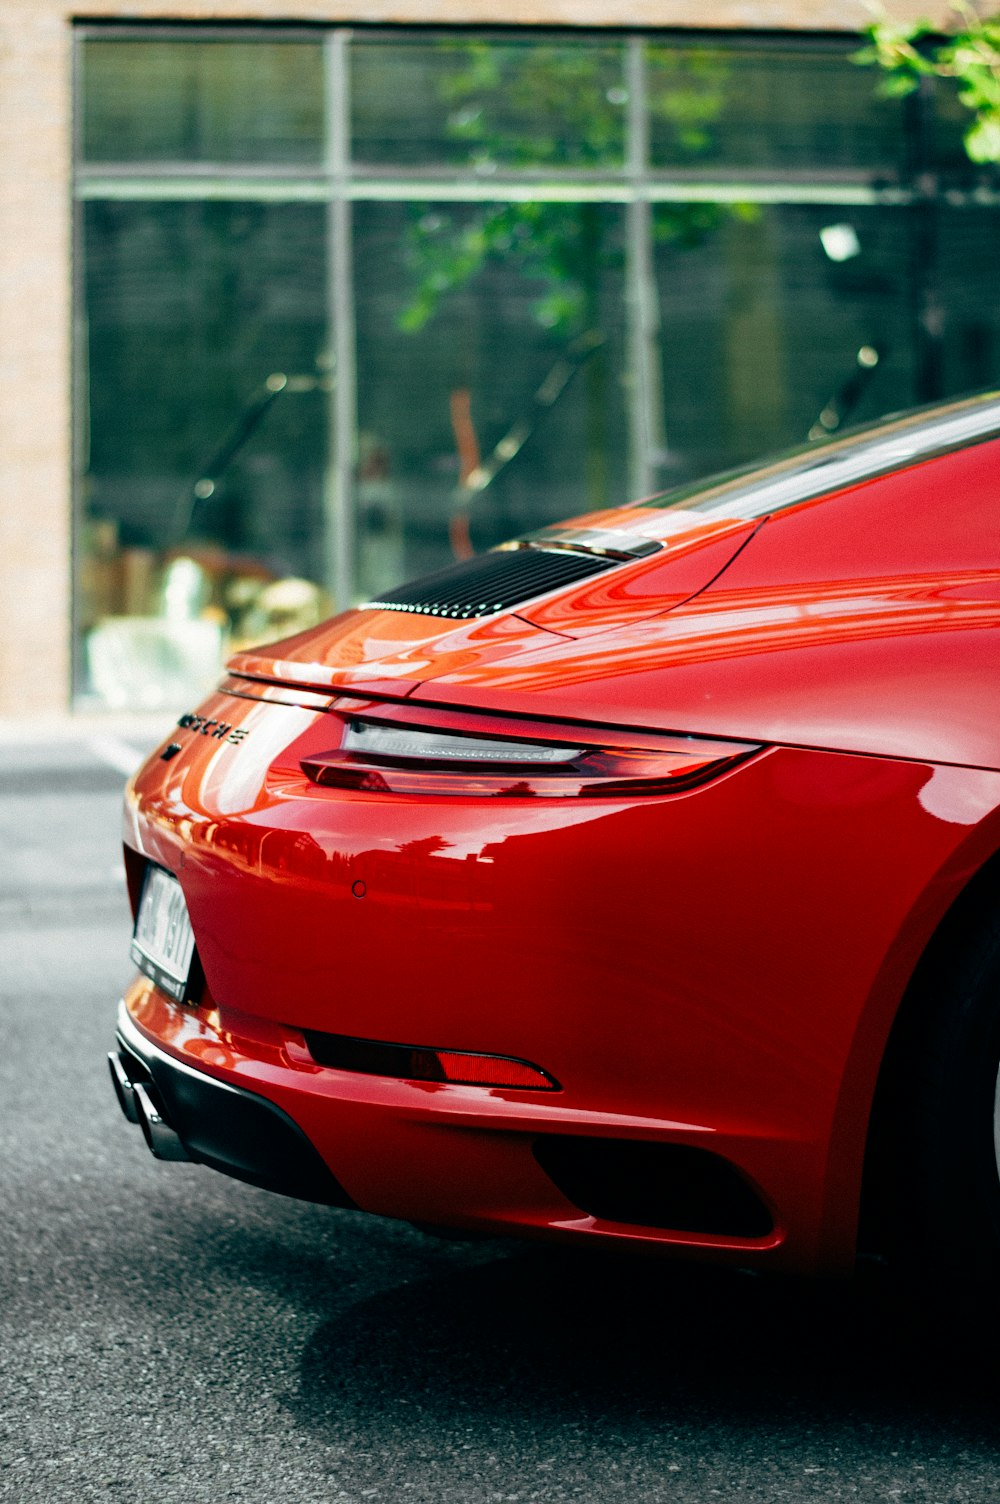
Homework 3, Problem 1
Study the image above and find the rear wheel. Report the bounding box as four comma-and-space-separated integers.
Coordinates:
868, 866, 1000, 1299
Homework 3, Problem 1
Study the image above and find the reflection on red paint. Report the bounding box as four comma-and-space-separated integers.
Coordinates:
119, 401, 1000, 1275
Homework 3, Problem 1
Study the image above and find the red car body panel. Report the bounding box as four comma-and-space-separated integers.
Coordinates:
409, 444, 1000, 768
117, 401, 1000, 1274
517, 513, 760, 636
229, 512, 761, 688
229, 443, 1000, 767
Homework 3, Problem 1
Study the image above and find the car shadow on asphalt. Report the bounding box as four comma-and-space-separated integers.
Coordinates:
287, 1238, 1000, 1439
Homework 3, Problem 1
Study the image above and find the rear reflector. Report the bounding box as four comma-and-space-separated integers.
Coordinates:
435, 1051, 555, 1089
303, 1030, 559, 1090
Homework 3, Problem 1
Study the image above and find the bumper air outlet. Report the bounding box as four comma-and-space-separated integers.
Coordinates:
534, 1135, 774, 1238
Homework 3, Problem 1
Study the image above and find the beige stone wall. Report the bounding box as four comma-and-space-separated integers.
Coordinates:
0, 0, 950, 716
0, 9, 72, 717
57, 0, 960, 29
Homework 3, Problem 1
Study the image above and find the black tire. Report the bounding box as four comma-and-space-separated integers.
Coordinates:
866, 861, 1000, 1301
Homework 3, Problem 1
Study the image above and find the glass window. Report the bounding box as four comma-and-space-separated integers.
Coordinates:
78, 199, 330, 707
351, 36, 627, 170
74, 26, 1000, 710
929, 76, 980, 173
81, 39, 324, 164
937, 207, 1000, 393
648, 44, 907, 175
353, 200, 630, 601
649, 203, 916, 484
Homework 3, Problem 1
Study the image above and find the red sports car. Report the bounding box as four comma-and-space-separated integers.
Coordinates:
110, 393, 1000, 1281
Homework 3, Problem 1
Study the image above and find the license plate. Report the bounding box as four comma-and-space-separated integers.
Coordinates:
131, 866, 196, 1003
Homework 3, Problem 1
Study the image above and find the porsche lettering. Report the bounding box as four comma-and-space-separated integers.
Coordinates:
177, 714, 249, 745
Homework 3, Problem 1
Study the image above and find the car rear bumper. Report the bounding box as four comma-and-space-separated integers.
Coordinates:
119, 688, 1000, 1273
116, 985, 786, 1259
114, 1004, 354, 1206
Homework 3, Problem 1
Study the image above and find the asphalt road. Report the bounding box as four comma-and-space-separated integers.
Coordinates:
3, 735, 1000, 1503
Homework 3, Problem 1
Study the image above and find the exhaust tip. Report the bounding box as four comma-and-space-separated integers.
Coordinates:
133, 1081, 192, 1162
108, 1051, 141, 1124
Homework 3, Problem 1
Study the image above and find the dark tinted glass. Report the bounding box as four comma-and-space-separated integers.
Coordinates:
937, 205, 1000, 392
648, 203, 916, 487
81, 40, 324, 163
648, 45, 906, 174
79, 200, 329, 705
83, 198, 327, 557
351, 36, 626, 169
928, 74, 1000, 178
353, 200, 630, 600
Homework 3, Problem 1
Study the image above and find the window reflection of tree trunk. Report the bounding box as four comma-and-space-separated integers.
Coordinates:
580, 203, 609, 510
724, 212, 787, 463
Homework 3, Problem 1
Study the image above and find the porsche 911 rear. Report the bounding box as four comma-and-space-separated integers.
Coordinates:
110, 395, 1000, 1277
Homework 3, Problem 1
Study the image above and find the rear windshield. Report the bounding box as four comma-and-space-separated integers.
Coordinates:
641, 392, 1000, 523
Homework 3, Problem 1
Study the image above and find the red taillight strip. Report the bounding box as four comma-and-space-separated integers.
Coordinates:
300, 756, 753, 798
300, 714, 760, 799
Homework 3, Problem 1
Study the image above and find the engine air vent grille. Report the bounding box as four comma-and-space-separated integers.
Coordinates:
362, 547, 617, 620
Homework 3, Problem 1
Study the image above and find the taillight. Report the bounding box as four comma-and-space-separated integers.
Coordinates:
300, 706, 760, 798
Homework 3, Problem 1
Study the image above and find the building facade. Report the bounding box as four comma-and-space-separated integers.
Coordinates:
0, 0, 987, 717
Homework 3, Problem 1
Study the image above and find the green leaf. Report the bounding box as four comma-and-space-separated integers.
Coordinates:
965, 112, 1000, 160
878, 73, 922, 97
855, 3, 1000, 167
